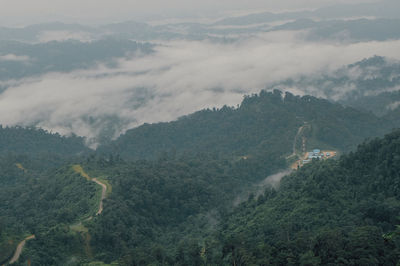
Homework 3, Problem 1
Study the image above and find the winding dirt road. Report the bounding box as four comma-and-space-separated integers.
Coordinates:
9, 235, 35, 264
286, 124, 306, 160
92, 178, 107, 215
292, 125, 306, 156
71, 165, 109, 258
72, 165, 108, 216
8, 166, 108, 264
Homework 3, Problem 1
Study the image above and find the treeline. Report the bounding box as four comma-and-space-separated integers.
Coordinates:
215, 130, 400, 265
0, 126, 88, 156
0, 154, 99, 265
2, 90, 400, 265
99, 90, 394, 160
81, 150, 284, 264
41, 129, 400, 265
0, 90, 397, 161
6, 149, 284, 265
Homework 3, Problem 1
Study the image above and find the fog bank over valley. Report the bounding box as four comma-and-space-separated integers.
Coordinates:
0, 0, 399, 146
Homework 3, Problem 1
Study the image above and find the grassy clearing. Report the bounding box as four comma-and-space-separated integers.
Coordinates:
83, 261, 120, 266
72, 165, 106, 214
72, 164, 91, 181
70, 222, 89, 233
72, 165, 112, 195
15, 163, 27, 172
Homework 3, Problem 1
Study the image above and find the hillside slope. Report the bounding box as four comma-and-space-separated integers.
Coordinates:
100, 90, 394, 160
0, 157, 99, 265
268, 56, 400, 116
217, 130, 400, 265
0, 126, 89, 156
3, 91, 400, 265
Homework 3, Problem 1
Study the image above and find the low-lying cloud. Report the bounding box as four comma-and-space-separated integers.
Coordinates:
37, 30, 94, 43
0, 54, 31, 62
1, 31, 400, 147
233, 169, 292, 206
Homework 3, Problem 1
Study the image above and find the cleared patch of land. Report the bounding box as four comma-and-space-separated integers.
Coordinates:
15, 163, 27, 172
291, 150, 337, 170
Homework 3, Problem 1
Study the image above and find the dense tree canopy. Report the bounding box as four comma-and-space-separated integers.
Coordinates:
100, 90, 395, 160
0, 126, 88, 156
1, 90, 400, 265
217, 130, 400, 265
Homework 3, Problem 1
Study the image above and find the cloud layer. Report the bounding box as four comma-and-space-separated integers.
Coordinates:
0, 54, 31, 62
1, 32, 400, 146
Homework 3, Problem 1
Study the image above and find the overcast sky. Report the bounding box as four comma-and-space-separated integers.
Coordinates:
0, 0, 380, 26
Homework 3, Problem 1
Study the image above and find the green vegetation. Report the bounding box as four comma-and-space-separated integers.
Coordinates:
100, 90, 395, 160
83, 151, 283, 264
270, 56, 400, 117
0, 126, 88, 156
70, 222, 89, 233
0, 236, 17, 264
0, 156, 99, 265
1, 90, 400, 265
83, 261, 119, 266
88, 129, 400, 265
216, 130, 400, 265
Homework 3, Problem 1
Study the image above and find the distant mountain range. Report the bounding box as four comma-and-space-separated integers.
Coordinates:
214, 0, 400, 26
1, 2, 400, 263
269, 56, 400, 116
1, 6, 400, 43
0, 39, 153, 81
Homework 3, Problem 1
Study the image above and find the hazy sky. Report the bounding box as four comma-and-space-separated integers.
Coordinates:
0, 0, 379, 26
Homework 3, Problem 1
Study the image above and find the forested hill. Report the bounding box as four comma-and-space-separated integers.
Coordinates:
0, 126, 88, 156
2, 93, 400, 265
1, 90, 396, 160
0, 155, 100, 265
99, 90, 394, 159
14, 114, 398, 265
217, 130, 400, 265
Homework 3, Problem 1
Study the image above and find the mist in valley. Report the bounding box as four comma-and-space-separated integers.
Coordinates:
0, 0, 400, 146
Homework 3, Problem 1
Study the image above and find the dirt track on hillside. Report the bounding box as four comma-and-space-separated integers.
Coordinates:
92, 178, 107, 215
9, 235, 35, 264
72, 165, 108, 216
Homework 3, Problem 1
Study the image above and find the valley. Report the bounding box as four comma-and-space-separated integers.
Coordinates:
0, 89, 399, 265
0, 3, 400, 263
